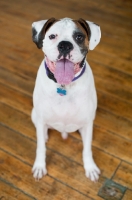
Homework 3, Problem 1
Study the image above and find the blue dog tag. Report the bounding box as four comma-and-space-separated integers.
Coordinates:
57, 86, 67, 96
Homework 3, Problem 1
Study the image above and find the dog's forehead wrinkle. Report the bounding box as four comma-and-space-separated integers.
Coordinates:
60, 17, 76, 25
48, 18, 76, 33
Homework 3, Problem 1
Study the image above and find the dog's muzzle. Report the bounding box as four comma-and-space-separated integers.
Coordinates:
58, 41, 73, 58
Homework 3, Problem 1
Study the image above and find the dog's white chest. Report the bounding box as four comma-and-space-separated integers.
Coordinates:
48, 97, 87, 132
40, 91, 89, 132
33, 62, 96, 133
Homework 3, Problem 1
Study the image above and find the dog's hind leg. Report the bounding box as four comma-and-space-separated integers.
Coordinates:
79, 121, 100, 182
61, 132, 68, 139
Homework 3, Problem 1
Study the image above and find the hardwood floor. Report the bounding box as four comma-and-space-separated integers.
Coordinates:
0, 0, 132, 199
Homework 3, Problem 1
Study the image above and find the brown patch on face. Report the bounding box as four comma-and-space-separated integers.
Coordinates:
42, 18, 58, 35
74, 20, 88, 37
32, 17, 58, 49
77, 18, 91, 41
73, 19, 89, 55
75, 21, 89, 45
74, 18, 91, 47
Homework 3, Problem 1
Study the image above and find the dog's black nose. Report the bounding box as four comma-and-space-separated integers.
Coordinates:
58, 41, 73, 55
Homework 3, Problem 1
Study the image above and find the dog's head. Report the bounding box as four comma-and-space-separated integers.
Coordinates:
32, 18, 101, 85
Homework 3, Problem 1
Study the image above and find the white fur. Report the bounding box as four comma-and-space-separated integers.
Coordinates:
31, 18, 101, 182
86, 21, 101, 50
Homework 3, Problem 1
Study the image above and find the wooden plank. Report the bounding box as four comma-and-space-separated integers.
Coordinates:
88, 50, 132, 75
0, 104, 120, 180
97, 91, 132, 121
0, 83, 32, 115
122, 190, 132, 200
95, 107, 132, 141
0, 150, 91, 200
80, 0, 132, 18
92, 127, 132, 164
113, 162, 132, 189
101, 33, 131, 52
0, 41, 34, 61
0, 24, 31, 46
0, 24, 36, 60
91, 61, 132, 90
0, 20, 30, 38
0, 102, 35, 140
94, 77, 132, 104
0, 53, 37, 81
0, 179, 34, 200
95, 43, 131, 61
0, 67, 33, 96
27, 53, 43, 67
0, 4, 38, 24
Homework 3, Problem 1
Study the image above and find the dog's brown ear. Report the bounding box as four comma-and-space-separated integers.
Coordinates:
32, 18, 57, 49
42, 18, 57, 35
77, 18, 101, 50
77, 18, 91, 41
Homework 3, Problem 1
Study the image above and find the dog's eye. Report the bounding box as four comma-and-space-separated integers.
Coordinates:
76, 35, 84, 41
49, 34, 56, 40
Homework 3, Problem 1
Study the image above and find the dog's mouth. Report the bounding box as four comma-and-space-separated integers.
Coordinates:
54, 59, 75, 85
46, 57, 85, 85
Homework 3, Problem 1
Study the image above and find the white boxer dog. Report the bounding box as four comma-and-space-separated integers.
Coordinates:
31, 18, 101, 182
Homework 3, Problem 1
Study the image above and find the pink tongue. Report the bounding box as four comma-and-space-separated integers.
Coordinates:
54, 59, 74, 85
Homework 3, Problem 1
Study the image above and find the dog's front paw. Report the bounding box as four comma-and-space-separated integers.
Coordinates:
85, 162, 100, 182
32, 162, 47, 180
83, 157, 100, 182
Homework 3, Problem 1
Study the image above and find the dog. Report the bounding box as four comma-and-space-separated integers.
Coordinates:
31, 18, 101, 182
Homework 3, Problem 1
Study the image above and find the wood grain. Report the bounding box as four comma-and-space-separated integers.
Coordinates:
0, 0, 132, 198
95, 107, 132, 141
0, 180, 34, 200
0, 116, 120, 180
113, 162, 132, 189
0, 150, 92, 200
122, 190, 132, 200
93, 127, 132, 164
